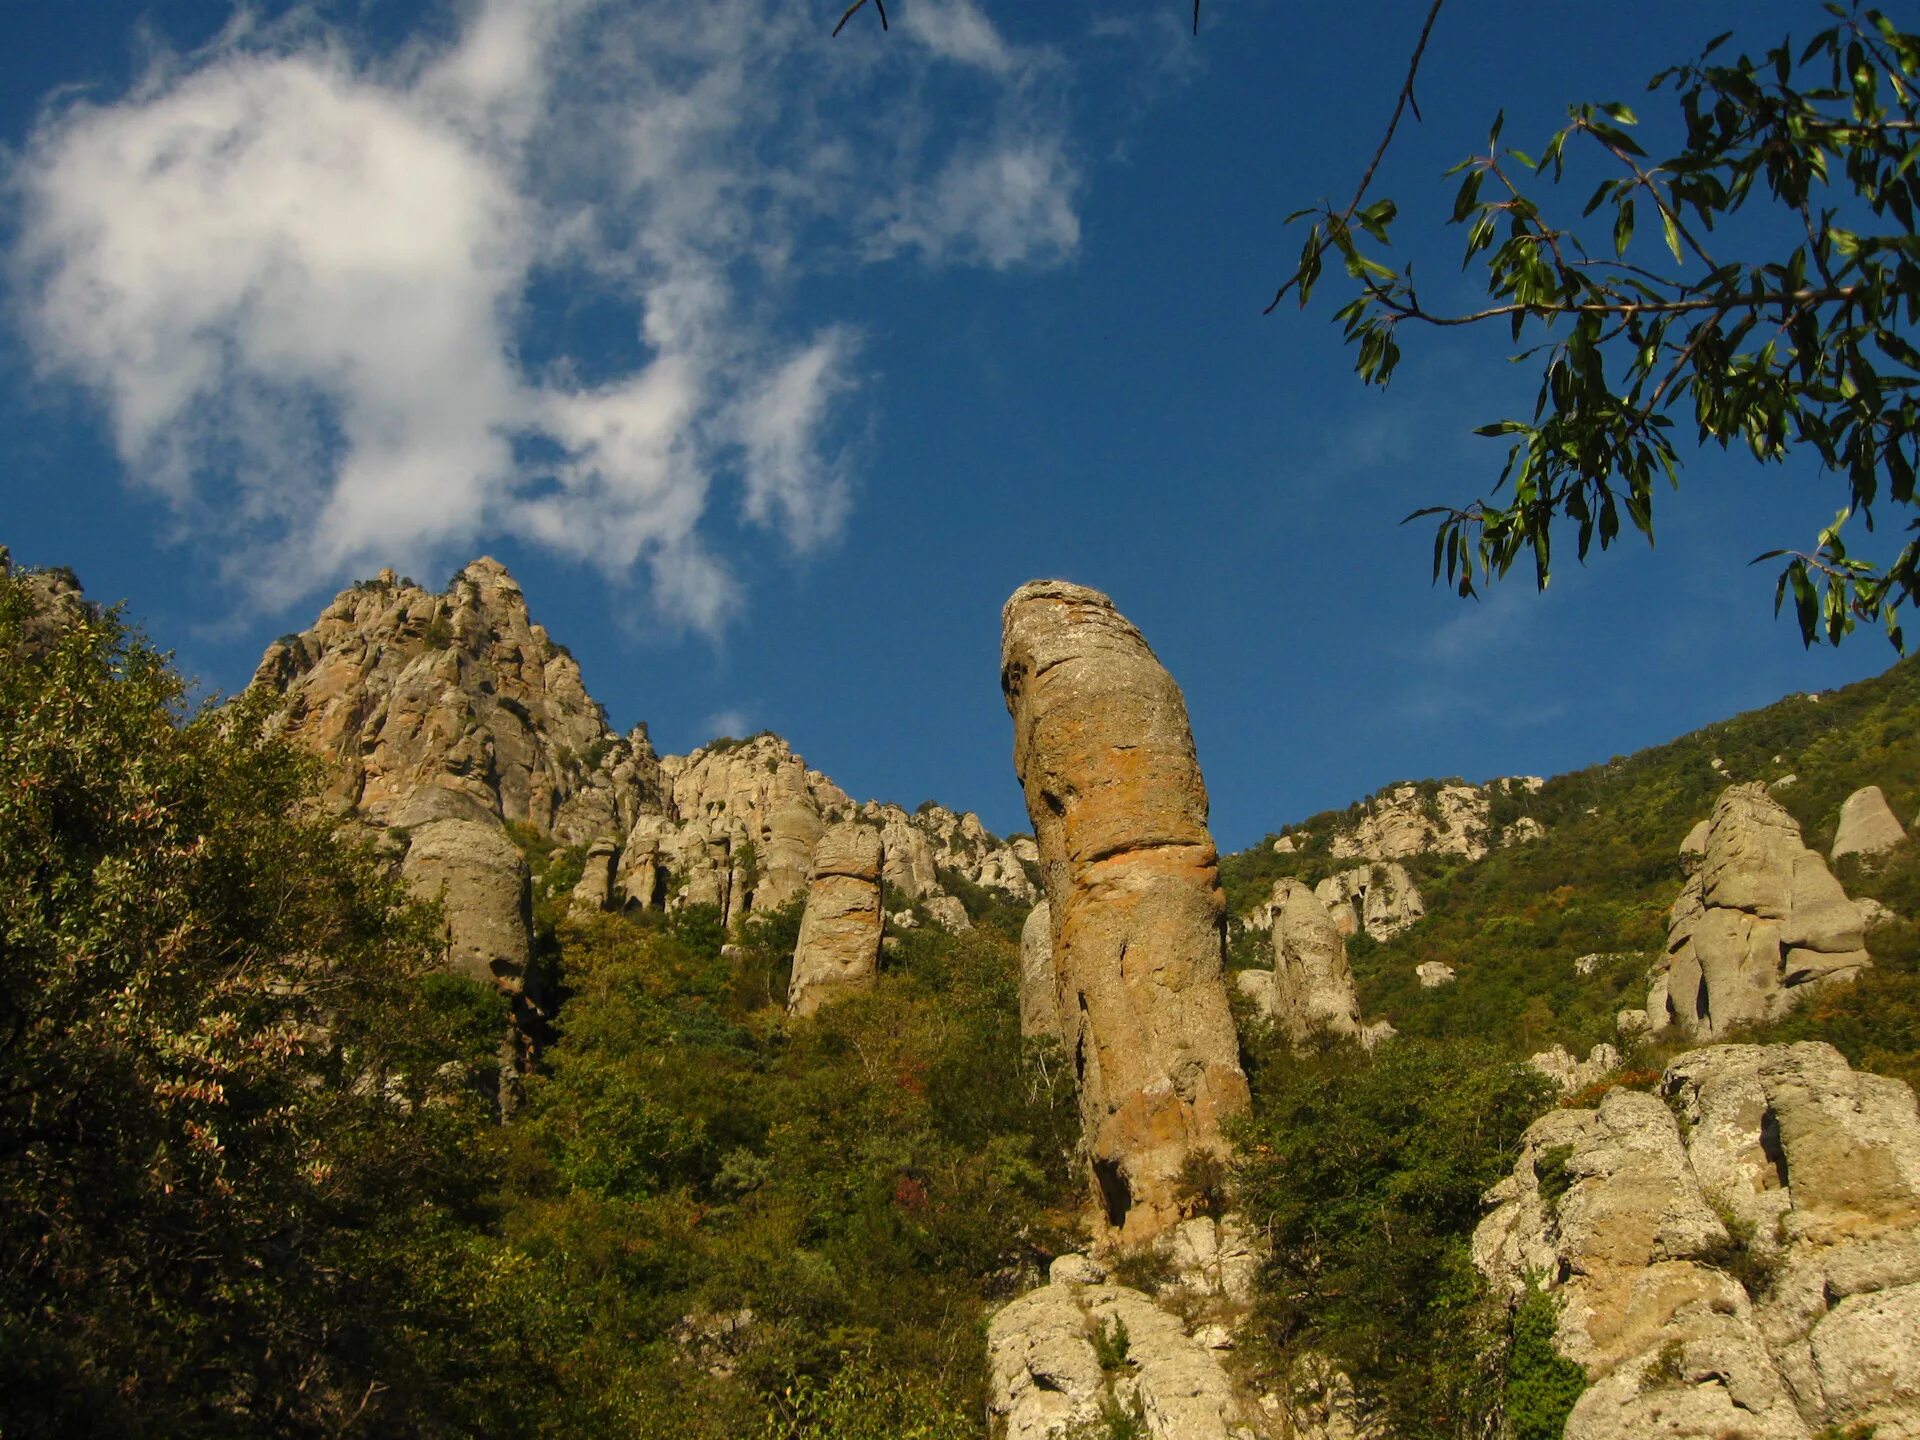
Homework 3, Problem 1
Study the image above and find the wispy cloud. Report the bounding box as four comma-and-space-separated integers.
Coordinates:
8, 0, 1079, 631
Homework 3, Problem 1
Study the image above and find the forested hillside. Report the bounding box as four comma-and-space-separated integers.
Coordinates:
1223, 658, 1920, 1085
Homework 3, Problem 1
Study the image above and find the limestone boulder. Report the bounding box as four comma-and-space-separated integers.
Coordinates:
1002, 581, 1250, 1247
1415, 961, 1456, 988
1651, 784, 1869, 1038
924, 894, 972, 932
787, 822, 884, 1017
1832, 784, 1906, 861
400, 819, 533, 994
1527, 1043, 1621, 1097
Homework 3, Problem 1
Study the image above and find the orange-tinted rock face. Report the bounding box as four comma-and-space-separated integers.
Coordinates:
1001, 580, 1250, 1248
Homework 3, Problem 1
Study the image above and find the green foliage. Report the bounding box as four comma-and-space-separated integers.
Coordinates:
494, 903, 1080, 1429
1233, 1036, 1554, 1438
760, 1351, 977, 1440
1533, 1144, 1578, 1208
1092, 1316, 1132, 1373
1504, 1281, 1586, 1440
1281, 3, 1920, 648
1697, 1206, 1781, 1298
1222, 655, 1920, 1075
0, 571, 516, 1438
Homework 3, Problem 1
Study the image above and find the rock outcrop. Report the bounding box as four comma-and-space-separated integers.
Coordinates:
399, 818, 533, 995
986, 1255, 1258, 1440
1651, 784, 1870, 1038
787, 822, 885, 1017
1252, 879, 1364, 1045
1415, 961, 1456, 988
1312, 861, 1425, 941
1526, 1042, 1621, 1097
1832, 783, 1906, 861
1326, 776, 1544, 864
1474, 1042, 1920, 1440
1001, 580, 1250, 1248
253, 560, 661, 842
1, 546, 94, 656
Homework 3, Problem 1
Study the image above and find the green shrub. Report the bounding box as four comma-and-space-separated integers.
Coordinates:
1504, 1281, 1585, 1440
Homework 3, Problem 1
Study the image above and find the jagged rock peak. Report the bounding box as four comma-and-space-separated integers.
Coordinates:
250, 558, 663, 843
1001, 579, 1249, 1248
1, 545, 94, 656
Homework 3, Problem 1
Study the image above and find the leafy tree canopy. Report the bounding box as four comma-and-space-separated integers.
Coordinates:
1276, 1, 1920, 648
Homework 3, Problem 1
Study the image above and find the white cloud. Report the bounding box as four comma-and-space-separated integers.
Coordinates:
9, 0, 1079, 629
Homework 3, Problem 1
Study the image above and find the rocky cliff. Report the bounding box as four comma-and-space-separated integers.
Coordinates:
252, 560, 1038, 995
1475, 1042, 1920, 1440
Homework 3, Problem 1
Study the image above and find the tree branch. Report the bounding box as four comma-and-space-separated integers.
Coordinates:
1266, 0, 1449, 314
831, 0, 888, 38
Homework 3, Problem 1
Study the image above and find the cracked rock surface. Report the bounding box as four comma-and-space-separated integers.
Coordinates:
1001, 580, 1249, 1247
1474, 1042, 1920, 1440
1651, 784, 1869, 1039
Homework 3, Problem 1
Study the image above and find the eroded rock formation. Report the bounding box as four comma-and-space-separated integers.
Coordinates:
1326, 776, 1544, 864
1021, 900, 1063, 1041
1001, 580, 1249, 1247
1832, 783, 1906, 861
1248, 879, 1364, 1045
986, 1255, 1258, 1440
399, 818, 533, 995
253, 559, 661, 842
787, 822, 885, 1017
1312, 860, 1425, 941
1651, 784, 1870, 1039
1474, 1042, 1920, 1440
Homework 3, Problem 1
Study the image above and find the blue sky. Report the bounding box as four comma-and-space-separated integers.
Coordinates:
1, 0, 1900, 849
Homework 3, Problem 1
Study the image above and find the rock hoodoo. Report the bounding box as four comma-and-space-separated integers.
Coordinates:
1831, 783, 1906, 861
787, 821, 885, 1017
1001, 580, 1250, 1248
1245, 879, 1364, 1046
1475, 1042, 1920, 1440
1650, 783, 1869, 1039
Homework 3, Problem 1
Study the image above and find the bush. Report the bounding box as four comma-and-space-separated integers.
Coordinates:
1504, 1281, 1585, 1440
1233, 1037, 1553, 1438
0, 570, 518, 1438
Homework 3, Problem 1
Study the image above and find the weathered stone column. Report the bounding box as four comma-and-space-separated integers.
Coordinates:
787, 821, 885, 1018
1001, 580, 1250, 1247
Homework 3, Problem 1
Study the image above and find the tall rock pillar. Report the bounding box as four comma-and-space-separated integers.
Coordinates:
1000, 580, 1250, 1247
